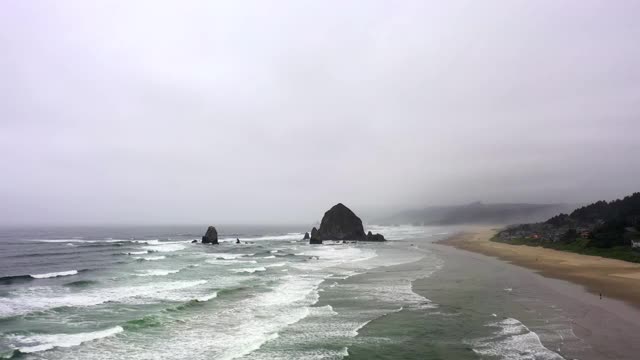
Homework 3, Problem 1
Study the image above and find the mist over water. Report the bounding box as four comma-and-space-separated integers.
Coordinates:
1, 1, 640, 226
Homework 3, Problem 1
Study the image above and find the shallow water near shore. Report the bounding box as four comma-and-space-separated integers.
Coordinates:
0, 225, 616, 359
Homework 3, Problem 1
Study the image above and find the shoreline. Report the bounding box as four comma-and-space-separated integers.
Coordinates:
424, 237, 640, 360
438, 227, 640, 308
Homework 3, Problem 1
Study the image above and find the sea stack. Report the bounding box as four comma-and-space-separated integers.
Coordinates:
303, 232, 310, 240
310, 227, 322, 244
202, 226, 219, 244
366, 231, 385, 242
311, 203, 386, 242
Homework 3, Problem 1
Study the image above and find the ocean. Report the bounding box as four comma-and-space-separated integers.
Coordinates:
0, 225, 578, 359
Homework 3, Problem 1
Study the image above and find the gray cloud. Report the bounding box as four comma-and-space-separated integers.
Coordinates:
1, 0, 639, 225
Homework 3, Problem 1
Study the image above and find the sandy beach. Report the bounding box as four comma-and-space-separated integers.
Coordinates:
440, 227, 640, 308
427, 230, 640, 359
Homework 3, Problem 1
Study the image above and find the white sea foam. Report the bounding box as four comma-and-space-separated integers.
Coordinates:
0, 280, 208, 317
30, 270, 78, 279
469, 318, 565, 360
10, 326, 124, 353
231, 267, 267, 274
142, 242, 186, 253
134, 256, 166, 261
265, 262, 287, 268
262, 255, 276, 259
196, 292, 218, 302
135, 269, 180, 277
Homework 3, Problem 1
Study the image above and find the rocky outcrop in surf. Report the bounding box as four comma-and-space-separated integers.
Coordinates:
311, 203, 386, 242
366, 231, 386, 242
202, 226, 219, 244
309, 227, 322, 244
303, 232, 310, 240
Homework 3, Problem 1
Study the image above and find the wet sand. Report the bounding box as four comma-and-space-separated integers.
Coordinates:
434, 228, 640, 359
440, 227, 640, 308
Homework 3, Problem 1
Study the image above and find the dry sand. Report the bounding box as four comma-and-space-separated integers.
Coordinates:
441, 227, 640, 308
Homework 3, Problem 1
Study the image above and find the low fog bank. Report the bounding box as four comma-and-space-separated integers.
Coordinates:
374, 202, 580, 226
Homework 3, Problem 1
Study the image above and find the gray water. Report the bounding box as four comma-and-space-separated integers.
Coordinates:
0, 225, 574, 359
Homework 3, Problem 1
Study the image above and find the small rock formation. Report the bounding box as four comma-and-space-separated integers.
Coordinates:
366, 230, 386, 242
202, 226, 219, 244
303, 232, 310, 240
316, 203, 367, 241
236, 238, 241, 244
191, 239, 198, 243
309, 227, 322, 244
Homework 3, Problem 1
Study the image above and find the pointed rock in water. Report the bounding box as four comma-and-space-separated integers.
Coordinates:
191, 239, 198, 243
303, 232, 310, 240
236, 238, 241, 244
316, 203, 367, 241
310, 227, 322, 244
202, 226, 219, 244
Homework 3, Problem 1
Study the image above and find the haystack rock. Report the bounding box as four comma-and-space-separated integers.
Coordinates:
201, 226, 219, 244
310, 203, 386, 243
309, 227, 322, 244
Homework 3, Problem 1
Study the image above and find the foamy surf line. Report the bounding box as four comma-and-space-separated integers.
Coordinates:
0, 280, 208, 318
135, 269, 180, 277
9, 326, 124, 354
29, 270, 78, 279
134, 256, 166, 261
468, 317, 565, 360
231, 267, 266, 273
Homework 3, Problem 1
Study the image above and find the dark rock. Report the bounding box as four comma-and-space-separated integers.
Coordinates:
303, 232, 310, 240
236, 238, 241, 244
366, 231, 386, 242
191, 239, 198, 243
309, 227, 322, 244
201, 226, 218, 244
316, 203, 367, 241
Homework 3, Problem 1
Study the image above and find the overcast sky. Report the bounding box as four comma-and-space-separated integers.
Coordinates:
1, 1, 639, 225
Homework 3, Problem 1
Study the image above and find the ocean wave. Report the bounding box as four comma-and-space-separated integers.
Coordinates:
195, 292, 218, 302
468, 317, 565, 360
124, 315, 163, 331
265, 262, 287, 268
124, 250, 149, 255
0, 280, 208, 318
29, 238, 159, 244
141, 243, 186, 253
231, 267, 266, 274
205, 259, 257, 265
135, 269, 180, 277
63, 280, 98, 288
134, 256, 166, 261
30, 270, 78, 279
8, 326, 123, 353
206, 253, 250, 260
0, 275, 32, 285
0, 270, 88, 285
